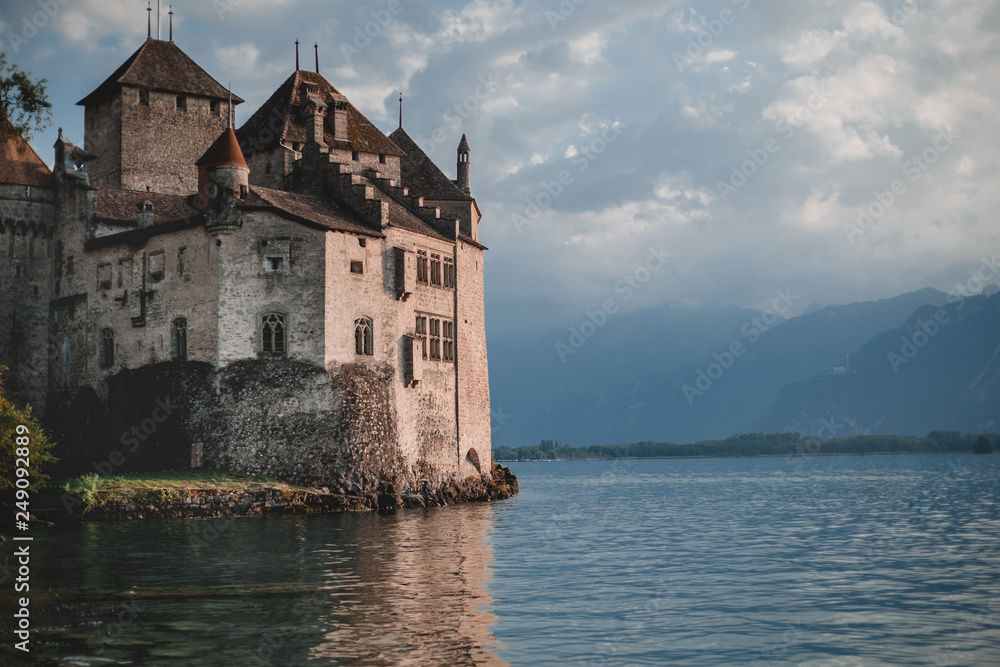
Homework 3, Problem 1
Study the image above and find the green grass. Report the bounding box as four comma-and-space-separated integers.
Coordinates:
61, 470, 312, 513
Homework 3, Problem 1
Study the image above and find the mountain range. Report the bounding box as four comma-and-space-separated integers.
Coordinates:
488, 287, 999, 446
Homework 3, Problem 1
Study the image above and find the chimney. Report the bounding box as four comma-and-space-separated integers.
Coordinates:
328, 92, 349, 142
305, 92, 329, 153
138, 200, 155, 228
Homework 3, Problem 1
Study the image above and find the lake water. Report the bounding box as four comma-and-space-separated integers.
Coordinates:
10, 455, 1000, 666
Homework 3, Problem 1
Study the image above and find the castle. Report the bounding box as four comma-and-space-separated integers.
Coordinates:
0, 34, 498, 502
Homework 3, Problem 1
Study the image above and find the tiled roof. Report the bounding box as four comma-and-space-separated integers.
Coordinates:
77, 39, 244, 106
236, 70, 404, 158
197, 128, 248, 168
96, 189, 203, 225
240, 186, 383, 237
0, 131, 52, 188
361, 175, 453, 242
388, 128, 471, 202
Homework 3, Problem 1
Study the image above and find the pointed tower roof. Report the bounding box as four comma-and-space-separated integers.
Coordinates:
0, 129, 53, 188
77, 40, 244, 106
389, 127, 471, 201
196, 128, 248, 169
235, 70, 404, 157
458, 134, 471, 152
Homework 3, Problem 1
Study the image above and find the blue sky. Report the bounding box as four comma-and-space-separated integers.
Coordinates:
2, 0, 998, 343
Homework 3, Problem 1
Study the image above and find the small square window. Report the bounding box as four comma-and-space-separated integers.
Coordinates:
176, 95, 187, 112
265, 256, 284, 273
358, 237, 366, 248
350, 260, 364, 274
379, 154, 386, 164
352, 150, 359, 161
210, 99, 220, 115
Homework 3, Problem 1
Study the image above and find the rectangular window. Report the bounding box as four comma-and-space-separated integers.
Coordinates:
430, 254, 441, 286
429, 318, 441, 360
118, 258, 132, 288
264, 256, 285, 273
66, 255, 74, 275
350, 260, 364, 274
177, 247, 187, 276
416, 250, 428, 284
443, 257, 455, 288
379, 154, 386, 164
443, 321, 455, 361
416, 315, 427, 360
210, 99, 220, 115
176, 95, 187, 112
97, 263, 112, 291
148, 251, 164, 282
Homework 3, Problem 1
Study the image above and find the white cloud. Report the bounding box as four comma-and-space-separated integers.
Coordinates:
568, 32, 608, 64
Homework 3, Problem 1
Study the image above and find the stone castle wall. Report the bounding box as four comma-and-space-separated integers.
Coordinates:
0, 184, 54, 411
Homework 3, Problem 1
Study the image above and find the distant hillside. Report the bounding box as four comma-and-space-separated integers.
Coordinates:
490, 288, 952, 446
495, 431, 996, 461
758, 291, 1000, 436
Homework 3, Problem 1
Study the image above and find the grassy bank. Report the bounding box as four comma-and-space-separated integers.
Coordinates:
62, 470, 316, 514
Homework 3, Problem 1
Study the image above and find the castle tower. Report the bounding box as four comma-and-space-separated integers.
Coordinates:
0, 130, 55, 411
76, 39, 243, 196
196, 127, 249, 235
456, 134, 471, 194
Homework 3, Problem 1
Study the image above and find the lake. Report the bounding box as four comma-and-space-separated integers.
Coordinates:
10, 455, 1000, 665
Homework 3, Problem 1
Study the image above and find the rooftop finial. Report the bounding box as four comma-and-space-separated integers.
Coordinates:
295, 39, 300, 71
156, 0, 161, 40
168, 5, 173, 42
314, 42, 319, 73
146, 2, 151, 40
398, 92, 403, 129
228, 84, 233, 129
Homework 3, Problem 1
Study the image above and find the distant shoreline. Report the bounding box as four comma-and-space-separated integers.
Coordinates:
498, 450, 975, 462
494, 432, 997, 462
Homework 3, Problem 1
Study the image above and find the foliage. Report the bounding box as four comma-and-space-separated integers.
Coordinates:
494, 431, 999, 462
74, 473, 103, 512
0, 367, 59, 493
0, 52, 52, 141
973, 435, 995, 455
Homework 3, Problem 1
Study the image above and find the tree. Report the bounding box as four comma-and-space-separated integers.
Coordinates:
973, 435, 995, 455
0, 367, 59, 493
0, 52, 52, 142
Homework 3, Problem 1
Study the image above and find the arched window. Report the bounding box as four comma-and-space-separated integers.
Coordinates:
171, 318, 187, 361
99, 329, 114, 368
261, 313, 286, 355
138, 87, 149, 106
354, 317, 373, 356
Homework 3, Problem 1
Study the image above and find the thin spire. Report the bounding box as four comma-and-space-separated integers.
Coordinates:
156, 0, 161, 40
146, 2, 151, 40
398, 92, 403, 129
227, 84, 233, 129
295, 40, 300, 71
314, 42, 319, 73
168, 5, 173, 42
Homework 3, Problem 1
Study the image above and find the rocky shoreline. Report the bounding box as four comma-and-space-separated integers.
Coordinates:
68, 464, 518, 522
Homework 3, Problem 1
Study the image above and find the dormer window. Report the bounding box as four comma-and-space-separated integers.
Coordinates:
176, 95, 187, 112
139, 87, 149, 105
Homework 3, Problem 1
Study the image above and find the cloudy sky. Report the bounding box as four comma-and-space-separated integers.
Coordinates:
3, 0, 998, 343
